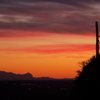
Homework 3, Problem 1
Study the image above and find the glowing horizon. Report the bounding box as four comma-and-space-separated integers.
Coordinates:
0, 32, 96, 78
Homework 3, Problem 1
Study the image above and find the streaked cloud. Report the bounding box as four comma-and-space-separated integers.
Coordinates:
0, 44, 95, 54
0, 0, 100, 37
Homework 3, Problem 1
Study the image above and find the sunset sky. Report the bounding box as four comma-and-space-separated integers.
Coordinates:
0, 0, 100, 78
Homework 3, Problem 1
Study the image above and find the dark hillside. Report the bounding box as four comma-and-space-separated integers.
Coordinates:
71, 56, 100, 100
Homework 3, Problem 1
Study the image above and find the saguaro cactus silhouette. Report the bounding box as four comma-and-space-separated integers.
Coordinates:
96, 21, 99, 58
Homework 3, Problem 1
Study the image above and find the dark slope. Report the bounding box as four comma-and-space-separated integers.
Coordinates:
71, 56, 100, 100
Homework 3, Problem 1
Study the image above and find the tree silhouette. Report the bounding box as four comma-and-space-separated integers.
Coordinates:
74, 55, 100, 100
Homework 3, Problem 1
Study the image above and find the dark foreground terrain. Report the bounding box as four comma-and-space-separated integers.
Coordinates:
0, 79, 74, 100
1, 56, 100, 100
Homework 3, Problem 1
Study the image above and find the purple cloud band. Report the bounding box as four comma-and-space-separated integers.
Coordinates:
0, 0, 100, 37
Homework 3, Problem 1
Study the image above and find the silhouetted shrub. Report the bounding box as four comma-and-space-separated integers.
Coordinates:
74, 55, 100, 100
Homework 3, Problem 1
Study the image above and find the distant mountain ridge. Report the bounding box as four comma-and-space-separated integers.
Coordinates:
0, 71, 73, 80
0, 71, 34, 80
0, 71, 55, 80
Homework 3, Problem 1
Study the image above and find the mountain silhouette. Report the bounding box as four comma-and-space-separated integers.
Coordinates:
0, 71, 34, 80
0, 71, 55, 80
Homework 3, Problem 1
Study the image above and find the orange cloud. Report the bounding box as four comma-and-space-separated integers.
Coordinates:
0, 44, 95, 54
